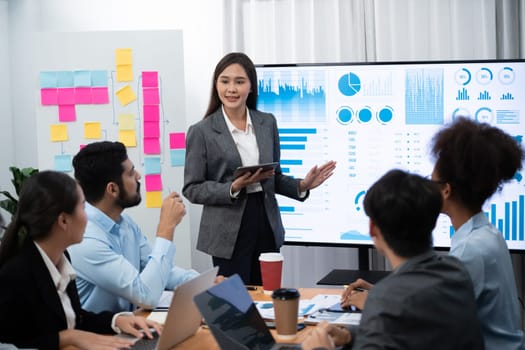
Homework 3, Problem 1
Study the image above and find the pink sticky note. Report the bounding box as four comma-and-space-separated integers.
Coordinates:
57, 88, 75, 105
142, 71, 158, 88
144, 121, 160, 138
59, 105, 76, 122
143, 138, 160, 154
41, 88, 58, 105
92, 87, 109, 104
145, 174, 163, 191
143, 88, 160, 105
75, 87, 92, 104
143, 105, 160, 121
169, 132, 186, 149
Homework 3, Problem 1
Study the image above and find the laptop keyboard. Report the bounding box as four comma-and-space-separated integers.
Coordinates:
130, 332, 159, 350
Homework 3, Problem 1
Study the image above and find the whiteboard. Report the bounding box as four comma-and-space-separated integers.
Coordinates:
33, 30, 193, 267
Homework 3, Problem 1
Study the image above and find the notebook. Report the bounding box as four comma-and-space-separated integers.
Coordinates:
117, 266, 219, 350
194, 274, 302, 350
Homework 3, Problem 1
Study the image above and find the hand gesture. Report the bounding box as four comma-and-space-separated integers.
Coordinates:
157, 192, 186, 240
341, 278, 373, 310
299, 160, 336, 192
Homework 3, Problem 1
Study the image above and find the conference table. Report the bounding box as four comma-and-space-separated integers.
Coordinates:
139, 286, 342, 350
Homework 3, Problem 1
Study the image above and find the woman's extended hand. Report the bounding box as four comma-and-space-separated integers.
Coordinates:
299, 160, 336, 192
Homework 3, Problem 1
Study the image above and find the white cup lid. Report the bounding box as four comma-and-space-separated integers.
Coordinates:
259, 252, 283, 262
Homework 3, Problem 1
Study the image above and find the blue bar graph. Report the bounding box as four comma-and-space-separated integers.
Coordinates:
505, 202, 510, 240
279, 206, 295, 213
487, 195, 524, 241
279, 128, 317, 134
512, 201, 517, 240
281, 144, 305, 150
280, 136, 307, 142
405, 68, 444, 125
519, 196, 525, 241
456, 88, 470, 101
281, 159, 303, 165
281, 167, 290, 173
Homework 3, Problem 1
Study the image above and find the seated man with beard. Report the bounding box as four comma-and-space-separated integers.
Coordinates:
69, 141, 199, 313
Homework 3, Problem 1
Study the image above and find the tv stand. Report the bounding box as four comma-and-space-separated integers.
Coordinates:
316, 247, 390, 285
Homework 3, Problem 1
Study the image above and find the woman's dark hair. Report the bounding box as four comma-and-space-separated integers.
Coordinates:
72, 141, 128, 203
204, 52, 258, 118
0, 171, 79, 268
364, 169, 443, 258
431, 117, 524, 212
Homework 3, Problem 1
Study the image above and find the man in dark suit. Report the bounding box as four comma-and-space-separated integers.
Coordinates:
302, 170, 484, 350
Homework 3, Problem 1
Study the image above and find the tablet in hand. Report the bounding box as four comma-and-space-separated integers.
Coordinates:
233, 162, 278, 178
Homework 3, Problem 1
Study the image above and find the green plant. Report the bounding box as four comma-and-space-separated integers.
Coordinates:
0, 166, 39, 216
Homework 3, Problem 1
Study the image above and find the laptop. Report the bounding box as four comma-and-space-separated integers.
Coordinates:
118, 266, 219, 350
193, 274, 302, 350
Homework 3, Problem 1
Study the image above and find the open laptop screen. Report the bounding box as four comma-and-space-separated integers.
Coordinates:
194, 274, 276, 350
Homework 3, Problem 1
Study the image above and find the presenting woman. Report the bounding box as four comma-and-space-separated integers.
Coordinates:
183, 52, 336, 285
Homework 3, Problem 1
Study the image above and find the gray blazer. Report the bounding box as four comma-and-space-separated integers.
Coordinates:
183, 109, 308, 259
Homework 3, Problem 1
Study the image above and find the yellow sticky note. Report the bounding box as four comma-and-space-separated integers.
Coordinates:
116, 65, 133, 82
116, 48, 132, 65
119, 130, 137, 147
115, 85, 137, 106
145, 191, 162, 208
50, 124, 68, 142
119, 114, 135, 130
84, 122, 102, 139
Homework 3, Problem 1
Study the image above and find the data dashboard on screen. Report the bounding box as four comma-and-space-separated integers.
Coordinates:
255, 60, 525, 251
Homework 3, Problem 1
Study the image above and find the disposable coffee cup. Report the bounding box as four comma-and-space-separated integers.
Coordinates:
271, 288, 300, 340
259, 252, 283, 295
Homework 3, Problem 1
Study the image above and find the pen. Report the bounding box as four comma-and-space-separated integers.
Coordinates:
246, 285, 258, 291
343, 285, 366, 292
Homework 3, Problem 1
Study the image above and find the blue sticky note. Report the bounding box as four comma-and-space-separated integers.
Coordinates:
40, 71, 57, 88
56, 71, 74, 88
170, 149, 185, 167
54, 154, 72, 172
144, 157, 161, 175
91, 70, 108, 87
74, 70, 92, 87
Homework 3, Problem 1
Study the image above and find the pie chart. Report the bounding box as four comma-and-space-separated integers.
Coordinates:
338, 72, 361, 96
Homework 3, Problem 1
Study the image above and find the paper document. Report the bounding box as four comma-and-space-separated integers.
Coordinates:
147, 311, 168, 324
304, 310, 361, 326
155, 290, 173, 309
254, 294, 345, 320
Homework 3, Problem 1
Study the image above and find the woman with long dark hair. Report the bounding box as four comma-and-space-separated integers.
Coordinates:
0, 171, 160, 349
183, 52, 336, 284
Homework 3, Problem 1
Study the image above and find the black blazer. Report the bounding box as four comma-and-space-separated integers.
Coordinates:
0, 240, 114, 349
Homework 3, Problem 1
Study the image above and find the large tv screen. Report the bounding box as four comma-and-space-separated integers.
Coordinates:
255, 60, 525, 252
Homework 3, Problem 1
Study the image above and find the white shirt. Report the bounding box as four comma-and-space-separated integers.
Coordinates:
34, 242, 76, 329
222, 106, 262, 193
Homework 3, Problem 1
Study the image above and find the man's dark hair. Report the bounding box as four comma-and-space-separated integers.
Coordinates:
72, 141, 128, 203
364, 169, 442, 258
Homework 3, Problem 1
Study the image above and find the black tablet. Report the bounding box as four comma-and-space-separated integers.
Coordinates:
233, 162, 279, 179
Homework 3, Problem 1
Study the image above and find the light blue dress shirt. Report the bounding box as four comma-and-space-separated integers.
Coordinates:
68, 203, 199, 313
450, 212, 524, 350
